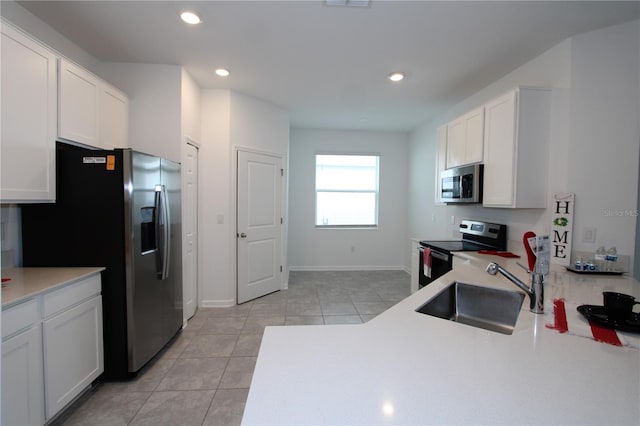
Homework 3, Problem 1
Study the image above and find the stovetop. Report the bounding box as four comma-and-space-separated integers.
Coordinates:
419, 240, 492, 253
419, 219, 508, 253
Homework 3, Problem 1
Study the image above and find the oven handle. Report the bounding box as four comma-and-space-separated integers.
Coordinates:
418, 246, 449, 262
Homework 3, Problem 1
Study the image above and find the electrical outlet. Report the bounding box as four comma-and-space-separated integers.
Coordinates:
450, 215, 455, 225
431, 213, 436, 222
583, 227, 596, 243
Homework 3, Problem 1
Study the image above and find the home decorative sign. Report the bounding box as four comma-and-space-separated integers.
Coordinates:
551, 193, 574, 266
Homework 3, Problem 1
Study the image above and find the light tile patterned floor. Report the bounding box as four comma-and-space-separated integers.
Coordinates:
56, 270, 410, 426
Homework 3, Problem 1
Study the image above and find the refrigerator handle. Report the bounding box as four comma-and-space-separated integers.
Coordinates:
154, 184, 171, 280
161, 184, 171, 280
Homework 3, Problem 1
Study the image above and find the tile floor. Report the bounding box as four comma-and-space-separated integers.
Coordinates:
56, 270, 411, 426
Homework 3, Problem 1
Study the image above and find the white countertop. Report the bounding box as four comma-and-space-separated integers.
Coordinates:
1, 267, 105, 308
242, 253, 640, 425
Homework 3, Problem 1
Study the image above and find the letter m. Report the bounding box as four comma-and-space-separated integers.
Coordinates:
553, 230, 568, 244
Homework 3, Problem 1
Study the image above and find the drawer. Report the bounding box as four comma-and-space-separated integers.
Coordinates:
42, 273, 101, 318
2, 298, 40, 339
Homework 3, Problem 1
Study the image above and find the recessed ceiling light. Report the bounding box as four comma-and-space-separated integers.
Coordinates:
179, 11, 202, 25
215, 68, 230, 77
388, 72, 404, 82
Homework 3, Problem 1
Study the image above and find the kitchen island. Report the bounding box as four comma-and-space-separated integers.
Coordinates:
242, 253, 640, 425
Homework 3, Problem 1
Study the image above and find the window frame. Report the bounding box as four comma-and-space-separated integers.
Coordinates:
314, 152, 380, 229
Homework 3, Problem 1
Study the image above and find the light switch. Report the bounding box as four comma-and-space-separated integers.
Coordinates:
583, 227, 596, 243
217, 214, 224, 224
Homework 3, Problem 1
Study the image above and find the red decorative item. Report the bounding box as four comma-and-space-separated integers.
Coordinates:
523, 231, 537, 271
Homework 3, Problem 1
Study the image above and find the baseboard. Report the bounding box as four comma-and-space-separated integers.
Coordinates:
200, 298, 236, 308
288, 265, 408, 272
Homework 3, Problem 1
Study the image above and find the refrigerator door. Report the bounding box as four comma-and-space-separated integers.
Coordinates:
127, 150, 164, 372
161, 158, 183, 338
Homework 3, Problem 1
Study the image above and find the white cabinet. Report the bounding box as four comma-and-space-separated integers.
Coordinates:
58, 59, 100, 147
434, 125, 447, 204
445, 106, 484, 168
0, 22, 57, 203
482, 87, 550, 208
41, 273, 103, 420
1, 298, 45, 426
410, 240, 420, 293
59, 58, 129, 149
43, 296, 103, 419
99, 85, 129, 149
1, 273, 103, 424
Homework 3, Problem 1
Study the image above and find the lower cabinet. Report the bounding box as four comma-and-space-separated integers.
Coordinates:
1, 273, 103, 424
410, 239, 420, 293
43, 296, 103, 419
1, 323, 45, 426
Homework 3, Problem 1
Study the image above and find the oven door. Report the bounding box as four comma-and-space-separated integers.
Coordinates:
418, 246, 452, 288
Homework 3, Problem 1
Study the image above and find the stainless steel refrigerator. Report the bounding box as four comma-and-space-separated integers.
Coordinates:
22, 142, 183, 380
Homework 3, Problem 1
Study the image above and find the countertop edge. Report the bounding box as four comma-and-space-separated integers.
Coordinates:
2, 267, 105, 308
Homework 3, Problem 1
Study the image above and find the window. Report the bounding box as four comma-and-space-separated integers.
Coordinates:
315, 154, 379, 227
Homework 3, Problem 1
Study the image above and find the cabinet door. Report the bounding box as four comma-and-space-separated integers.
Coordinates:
482, 90, 517, 206
445, 107, 484, 168
464, 106, 484, 164
445, 117, 465, 168
58, 59, 99, 147
2, 325, 45, 426
435, 125, 447, 204
1, 24, 57, 202
99, 84, 129, 149
43, 296, 103, 420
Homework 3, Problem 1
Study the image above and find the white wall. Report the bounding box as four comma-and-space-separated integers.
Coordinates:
181, 70, 201, 143
100, 63, 182, 162
288, 128, 409, 271
199, 90, 232, 306
199, 90, 289, 307
408, 19, 640, 272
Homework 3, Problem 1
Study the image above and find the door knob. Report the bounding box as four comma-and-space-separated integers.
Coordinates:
240, 232, 247, 238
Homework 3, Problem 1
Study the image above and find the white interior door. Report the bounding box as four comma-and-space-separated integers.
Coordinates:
237, 150, 282, 304
183, 142, 198, 320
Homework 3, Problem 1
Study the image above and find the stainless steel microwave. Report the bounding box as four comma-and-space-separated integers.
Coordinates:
440, 164, 483, 204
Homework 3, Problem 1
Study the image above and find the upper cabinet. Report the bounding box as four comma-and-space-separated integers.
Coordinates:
59, 59, 129, 150
482, 87, 550, 208
99, 85, 129, 150
1, 23, 57, 203
1, 20, 130, 204
445, 106, 484, 169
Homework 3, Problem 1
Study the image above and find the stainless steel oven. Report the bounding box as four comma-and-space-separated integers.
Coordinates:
418, 246, 452, 288
418, 220, 507, 288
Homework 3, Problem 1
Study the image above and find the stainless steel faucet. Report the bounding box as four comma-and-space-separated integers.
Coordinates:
486, 262, 544, 314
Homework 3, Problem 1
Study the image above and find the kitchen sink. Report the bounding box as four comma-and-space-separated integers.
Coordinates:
415, 281, 525, 335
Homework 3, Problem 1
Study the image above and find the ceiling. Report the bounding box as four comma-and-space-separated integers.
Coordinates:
17, 1, 640, 132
